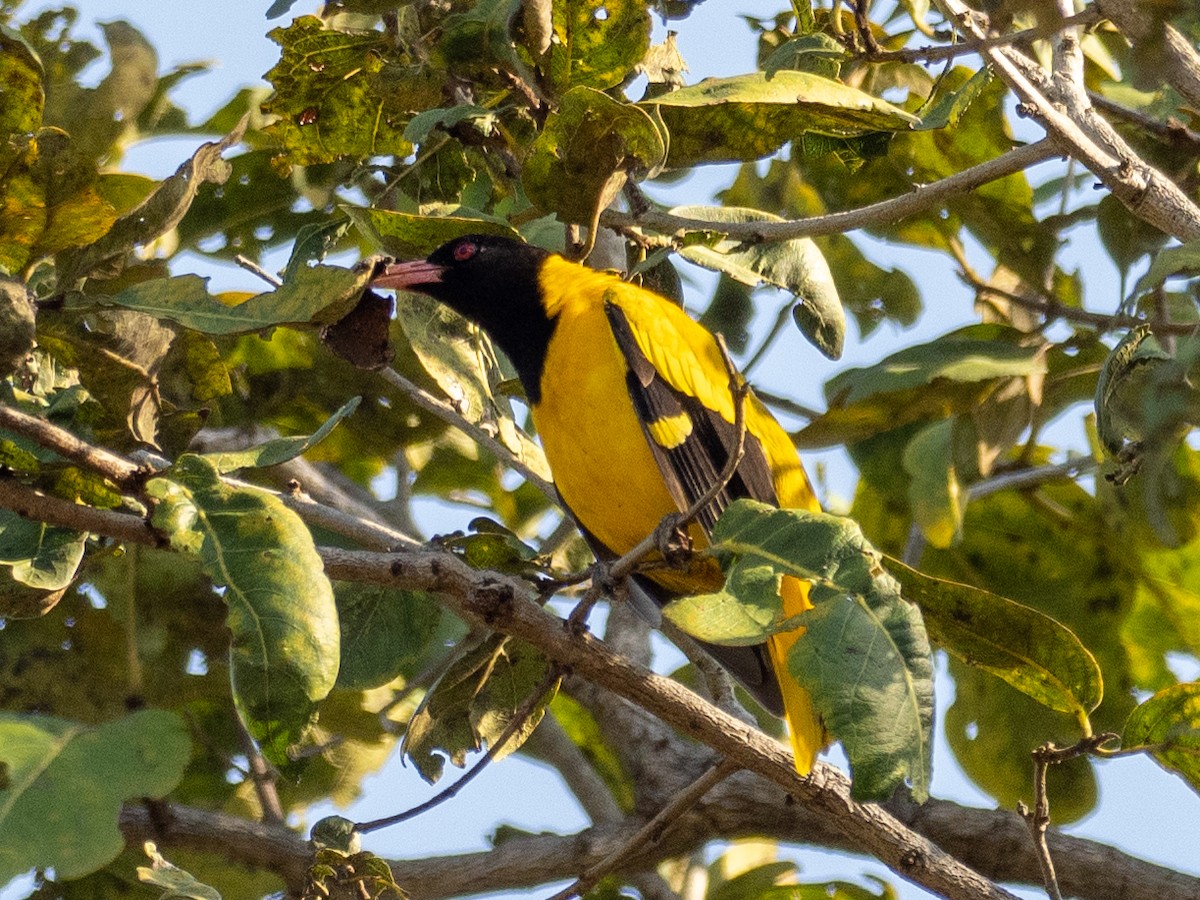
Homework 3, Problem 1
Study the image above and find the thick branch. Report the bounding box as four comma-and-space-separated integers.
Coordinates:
601, 140, 1061, 243
322, 546, 1017, 900
941, 0, 1200, 242
116, 791, 1200, 900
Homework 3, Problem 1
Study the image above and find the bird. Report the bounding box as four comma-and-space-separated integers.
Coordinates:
374, 234, 826, 773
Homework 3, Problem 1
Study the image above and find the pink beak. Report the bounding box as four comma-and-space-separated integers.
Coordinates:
372, 259, 447, 290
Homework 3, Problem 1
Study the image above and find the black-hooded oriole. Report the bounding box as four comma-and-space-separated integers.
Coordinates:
375, 234, 825, 773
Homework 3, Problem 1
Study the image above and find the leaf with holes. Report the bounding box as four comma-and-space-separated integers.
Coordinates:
545, 0, 651, 94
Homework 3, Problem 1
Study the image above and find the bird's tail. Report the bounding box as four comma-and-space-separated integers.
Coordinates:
767, 574, 826, 774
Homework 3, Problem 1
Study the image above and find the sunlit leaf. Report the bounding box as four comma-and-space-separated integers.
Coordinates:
646, 70, 918, 168
1123, 683, 1200, 794
545, 0, 651, 94
90, 264, 372, 335
888, 559, 1102, 717
263, 16, 437, 167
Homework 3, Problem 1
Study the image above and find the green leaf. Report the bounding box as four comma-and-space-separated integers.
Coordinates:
402, 634, 557, 782
1094, 325, 1167, 456
56, 121, 247, 284
309, 816, 361, 853
1131, 238, 1200, 298
263, 16, 438, 166
704, 499, 933, 801
136, 842, 223, 900
761, 33, 847, 79
0, 709, 190, 884
545, 0, 651, 94
147, 455, 339, 763
439, 0, 526, 76
201, 396, 361, 473
345, 205, 520, 259
916, 65, 992, 131
0, 509, 86, 591
887, 559, 1103, 717
670, 204, 844, 358
0, 26, 45, 135
544, 693, 635, 812
440, 517, 549, 577
523, 86, 666, 225
91, 264, 373, 335
403, 105, 497, 145
798, 324, 1047, 448
334, 582, 443, 691
646, 70, 918, 168
663, 564, 786, 645
902, 419, 962, 548
1123, 683, 1200, 794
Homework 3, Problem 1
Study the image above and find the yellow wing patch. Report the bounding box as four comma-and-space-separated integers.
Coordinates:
646, 411, 694, 449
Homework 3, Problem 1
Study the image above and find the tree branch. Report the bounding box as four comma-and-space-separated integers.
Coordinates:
0, 402, 149, 489
941, 0, 1200, 242
602, 139, 1062, 244
322, 545, 1019, 900
7, 462, 1189, 900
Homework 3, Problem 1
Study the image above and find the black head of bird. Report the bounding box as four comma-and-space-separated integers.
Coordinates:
374, 235, 556, 397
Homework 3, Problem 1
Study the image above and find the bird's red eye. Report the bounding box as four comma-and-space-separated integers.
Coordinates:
453, 241, 478, 262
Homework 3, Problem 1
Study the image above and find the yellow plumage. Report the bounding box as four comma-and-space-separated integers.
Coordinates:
377, 237, 827, 774
533, 256, 826, 773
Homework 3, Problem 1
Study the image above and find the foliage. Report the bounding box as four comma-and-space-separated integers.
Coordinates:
2, 0, 1200, 898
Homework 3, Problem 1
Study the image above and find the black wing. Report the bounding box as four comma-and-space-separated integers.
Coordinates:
604, 301, 785, 716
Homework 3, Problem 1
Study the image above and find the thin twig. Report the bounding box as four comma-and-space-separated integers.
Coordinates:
601, 140, 1061, 245
354, 665, 563, 835
967, 457, 1097, 500
1018, 734, 1121, 899
234, 255, 283, 288
542, 758, 740, 900
0, 403, 148, 488
860, 9, 1101, 64
751, 388, 821, 421
1087, 91, 1200, 151
1019, 751, 1062, 900
377, 366, 557, 503
236, 714, 285, 825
